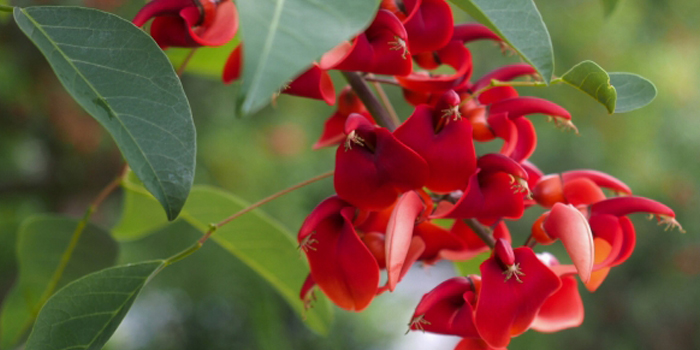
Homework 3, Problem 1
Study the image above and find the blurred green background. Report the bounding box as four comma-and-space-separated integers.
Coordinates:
1, 0, 699, 349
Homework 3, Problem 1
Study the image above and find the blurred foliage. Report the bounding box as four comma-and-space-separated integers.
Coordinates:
1, 0, 700, 349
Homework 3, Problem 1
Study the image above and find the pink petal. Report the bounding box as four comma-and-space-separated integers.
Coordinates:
544, 203, 594, 283
385, 191, 424, 290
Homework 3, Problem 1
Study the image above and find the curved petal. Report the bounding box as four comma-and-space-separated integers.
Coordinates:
385, 191, 424, 290
544, 203, 594, 283
531, 275, 584, 332
402, 0, 454, 53
282, 64, 336, 105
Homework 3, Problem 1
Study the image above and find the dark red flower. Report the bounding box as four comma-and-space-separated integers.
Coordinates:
334, 114, 429, 210
133, 0, 238, 49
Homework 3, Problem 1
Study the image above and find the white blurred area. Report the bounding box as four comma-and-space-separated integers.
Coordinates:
363, 261, 462, 350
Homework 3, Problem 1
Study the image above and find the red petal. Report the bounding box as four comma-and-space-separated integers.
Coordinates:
402, 0, 454, 53
394, 102, 477, 192
282, 64, 336, 105
562, 170, 632, 195
454, 338, 507, 350
397, 40, 472, 92
334, 125, 428, 210
133, 0, 193, 26
489, 97, 571, 121
510, 117, 536, 162
411, 276, 480, 338
562, 177, 606, 207
531, 275, 584, 332
182, 1, 238, 47
544, 203, 594, 283
222, 45, 243, 83
150, 15, 196, 48
300, 207, 380, 311
472, 64, 536, 91
385, 191, 424, 290
475, 247, 561, 348
452, 23, 501, 44
590, 196, 675, 218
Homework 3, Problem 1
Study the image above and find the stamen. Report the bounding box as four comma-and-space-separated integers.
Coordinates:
299, 233, 319, 252
407, 314, 431, 334
389, 36, 409, 59
551, 117, 579, 134
344, 130, 366, 151
509, 174, 532, 198
657, 215, 686, 233
503, 263, 525, 283
441, 105, 462, 121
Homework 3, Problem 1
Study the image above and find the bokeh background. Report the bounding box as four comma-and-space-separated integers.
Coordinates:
1, 0, 700, 349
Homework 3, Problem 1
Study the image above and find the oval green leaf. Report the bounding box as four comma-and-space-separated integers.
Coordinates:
236, 0, 379, 114
449, 0, 554, 84
0, 215, 118, 349
112, 182, 334, 334
609, 72, 657, 113
561, 60, 617, 114
13, 6, 196, 220
24, 261, 165, 350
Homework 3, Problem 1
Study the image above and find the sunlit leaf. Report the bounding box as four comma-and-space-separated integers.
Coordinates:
112, 183, 334, 334
449, 0, 554, 83
561, 60, 617, 114
24, 261, 164, 350
609, 72, 657, 113
168, 36, 240, 79
0, 215, 118, 349
236, 0, 379, 114
13, 6, 196, 220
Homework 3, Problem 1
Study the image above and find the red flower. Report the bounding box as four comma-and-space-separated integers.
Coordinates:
394, 90, 477, 192
314, 86, 374, 149
133, 0, 238, 49
297, 196, 380, 311
475, 239, 561, 348
281, 64, 336, 105
321, 10, 412, 76
334, 114, 429, 210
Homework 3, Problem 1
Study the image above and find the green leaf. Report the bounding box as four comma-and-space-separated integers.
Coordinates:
609, 72, 657, 113
13, 6, 196, 220
24, 261, 165, 350
602, 0, 620, 16
112, 183, 334, 334
112, 172, 170, 241
561, 60, 617, 114
168, 37, 240, 78
237, 0, 379, 114
449, 0, 554, 84
453, 252, 490, 276
0, 215, 118, 349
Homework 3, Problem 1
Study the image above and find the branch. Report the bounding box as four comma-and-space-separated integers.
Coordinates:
341, 71, 399, 130
464, 218, 496, 249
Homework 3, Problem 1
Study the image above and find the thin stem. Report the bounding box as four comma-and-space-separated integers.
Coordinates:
341, 71, 398, 130
198, 170, 334, 245
459, 78, 553, 108
13, 164, 128, 345
0, 4, 13, 12
524, 235, 537, 248
464, 218, 496, 249
368, 75, 401, 128
364, 76, 400, 86
176, 48, 197, 77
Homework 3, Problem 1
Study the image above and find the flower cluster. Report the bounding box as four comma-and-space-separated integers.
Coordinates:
132, 1, 683, 349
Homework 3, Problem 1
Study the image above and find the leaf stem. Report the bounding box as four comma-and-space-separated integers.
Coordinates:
193, 170, 335, 247
459, 78, 554, 107
176, 48, 197, 77
341, 71, 399, 130
0, 4, 13, 12
14, 164, 128, 345
463, 218, 496, 249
